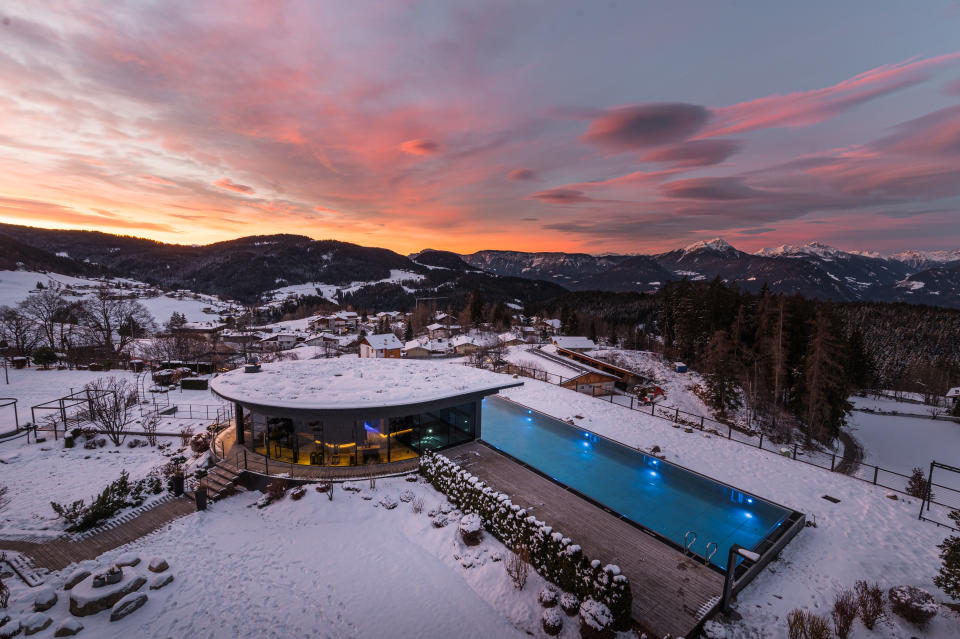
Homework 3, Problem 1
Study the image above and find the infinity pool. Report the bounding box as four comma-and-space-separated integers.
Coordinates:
480, 397, 791, 569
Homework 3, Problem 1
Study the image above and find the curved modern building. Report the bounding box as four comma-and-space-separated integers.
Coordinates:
210, 358, 522, 468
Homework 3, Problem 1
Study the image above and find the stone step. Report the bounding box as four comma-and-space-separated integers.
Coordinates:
207, 467, 237, 483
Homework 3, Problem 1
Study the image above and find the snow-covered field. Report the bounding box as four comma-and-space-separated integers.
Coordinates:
0, 269, 236, 323
499, 378, 960, 638
1, 480, 578, 639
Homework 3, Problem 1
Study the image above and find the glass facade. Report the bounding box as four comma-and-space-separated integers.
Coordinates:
241, 401, 478, 467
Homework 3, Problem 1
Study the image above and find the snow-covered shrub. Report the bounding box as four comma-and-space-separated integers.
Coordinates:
379, 495, 398, 510
831, 589, 857, 639
538, 585, 558, 607
887, 585, 937, 627
559, 592, 579, 615
854, 580, 884, 629
179, 426, 195, 448
419, 453, 632, 627
290, 486, 306, 501
786, 609, 830, 639
578, 599, 613, 639
934, 511, 960, 602
342, 482, 362, 492
411, 496, 424, 514
265, 479, 287, 502
505, 545, 530, 590
399, 489, 414, 503
541, 608, 563, 636
431, 514, 449, 528
459, 513, 483, 545
702, 619, 728, 639
189, 431, 213, 456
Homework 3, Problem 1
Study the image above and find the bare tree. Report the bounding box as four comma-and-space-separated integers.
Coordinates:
79, 285, 156, 356
505, 544, 530, 590
0, 306, 39, 356
18, 289, 67, 350
83, 377, 139, 446
141, 412, 160, 446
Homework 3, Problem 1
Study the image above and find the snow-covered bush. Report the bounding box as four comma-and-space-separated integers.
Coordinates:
49, 470, 152, 532
431, 514, 449, 528
906, 467, 932, 500
411, 496, 424, 514
578, 599, 613, 639
541, 608, 563, 636
379, 495, 398, 510
831, 589, 857, 639
459, 513, 483, 545
887, 585, 937, 627
559, 592, 579, 615
189, 431, 213, 456
399, 489, 414, 503
538, 585, 558, 607
420, 453, 632, 627
786, 608, 830, 639
290, 486, 306, 501
854, 580, 884, 629
505, 545, 530, 590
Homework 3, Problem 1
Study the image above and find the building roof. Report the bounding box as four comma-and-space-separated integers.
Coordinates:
552, 336, 597, 350
362, 333, 403, 350
210, 358, 522, 413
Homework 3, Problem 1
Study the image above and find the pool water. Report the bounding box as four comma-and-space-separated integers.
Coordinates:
481, 397, 790, 569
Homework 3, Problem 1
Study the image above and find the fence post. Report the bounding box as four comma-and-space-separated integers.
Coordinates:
926, 461, 935, 512
793, 443, 798, 460
758, 432, 763, 449
728, 425, 732, 440
243, 448, 247, 470
699, 416, 704, 430
674, 407, 679, 422
873, 465, 878, 485
630, 397, 634, 410
830, 453, 836, 472
651, 404, 655, 416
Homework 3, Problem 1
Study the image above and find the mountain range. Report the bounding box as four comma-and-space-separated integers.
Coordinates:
0, 223, 956, 309
460, 239, 960, 308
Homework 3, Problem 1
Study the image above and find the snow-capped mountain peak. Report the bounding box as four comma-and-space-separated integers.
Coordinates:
756, 241, 845, 259
682, 237, 735, 254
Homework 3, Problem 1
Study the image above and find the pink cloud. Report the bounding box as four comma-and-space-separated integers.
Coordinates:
701, 53, 960, 138
213, 178, 255, 194
399, 139, 442, 156
507, 168, 536, 181
581, 103, 710, 150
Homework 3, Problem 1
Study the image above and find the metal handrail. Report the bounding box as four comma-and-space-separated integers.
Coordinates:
683, 530, 697, 556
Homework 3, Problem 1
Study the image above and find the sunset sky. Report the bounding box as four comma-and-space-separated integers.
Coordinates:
2, 1, 960, 255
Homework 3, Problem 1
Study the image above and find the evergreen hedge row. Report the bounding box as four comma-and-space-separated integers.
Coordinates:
420, 453, 631, 627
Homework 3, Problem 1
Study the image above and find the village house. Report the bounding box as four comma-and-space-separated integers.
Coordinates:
403, 337, 451, 358
427, 322, 461, 340
359, 333, 403, 358
260, 333, 299, 351
551, 335, 597, 352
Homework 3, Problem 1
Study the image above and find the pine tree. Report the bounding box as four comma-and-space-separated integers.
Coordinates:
704, 330, 742, 416
588, 320, 598, 344
403, 321, 413, 342
797, 307, 852, 443
934, 511, 960, 601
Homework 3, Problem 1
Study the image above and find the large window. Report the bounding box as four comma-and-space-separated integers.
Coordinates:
246, 400, 479, 466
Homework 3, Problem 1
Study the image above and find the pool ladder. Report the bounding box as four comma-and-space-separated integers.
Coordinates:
683, 531, 720, 566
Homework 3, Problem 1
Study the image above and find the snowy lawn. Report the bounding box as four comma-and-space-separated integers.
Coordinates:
499, 379, 960, 638
0, 367, 224, 432
0, 435, 188, 537
0, 478, 592, 639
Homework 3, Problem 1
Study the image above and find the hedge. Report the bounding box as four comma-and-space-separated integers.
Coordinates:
420, 453, 632, 627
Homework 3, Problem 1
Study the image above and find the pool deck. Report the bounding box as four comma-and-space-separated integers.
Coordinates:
446, 440, 723, 638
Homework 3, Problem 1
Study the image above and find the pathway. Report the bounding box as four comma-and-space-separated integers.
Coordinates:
0, 495, 195, 578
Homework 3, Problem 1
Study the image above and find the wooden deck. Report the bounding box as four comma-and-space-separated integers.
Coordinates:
0, 496, 195, 575
446, 441, 723, 638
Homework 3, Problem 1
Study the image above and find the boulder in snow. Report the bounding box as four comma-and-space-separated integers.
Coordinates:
115, 553, 140, 568
149, 573, 174, 590
64, 568, 91, 590
53, 618, 84, 637
147, 557, 168, 573
69, 569, 146, 617
23, 613, 51, 636
33, 586, 57, 612
110, 592, 148, 622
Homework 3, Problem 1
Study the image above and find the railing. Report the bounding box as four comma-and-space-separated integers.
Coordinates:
489, 360, 960, 517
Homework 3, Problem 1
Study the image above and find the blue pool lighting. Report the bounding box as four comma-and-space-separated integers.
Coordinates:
481, 397, 790, 569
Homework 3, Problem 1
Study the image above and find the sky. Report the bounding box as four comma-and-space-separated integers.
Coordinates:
1, 1, 960, 256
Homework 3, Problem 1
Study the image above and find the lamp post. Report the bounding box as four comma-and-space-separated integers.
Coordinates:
721, 544, 761, 615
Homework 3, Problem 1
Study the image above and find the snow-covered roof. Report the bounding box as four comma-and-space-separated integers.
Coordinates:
948, 387, 960, 398
210, 358, 522, 411
543, 319, 561, 329
553, 336, 597, 350
426, 323, 444, 331
362, 333, 403, 350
